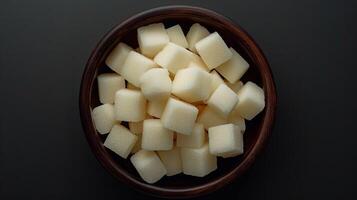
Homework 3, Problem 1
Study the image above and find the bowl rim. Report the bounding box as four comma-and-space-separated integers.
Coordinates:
79, 5, 277, 199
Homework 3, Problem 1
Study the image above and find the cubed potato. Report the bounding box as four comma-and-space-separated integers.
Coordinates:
186, 23, 210, 53
130, 150, 167, 183
137, 23, 169, 58
172, 67, 212, 103
189, 53, 209, 72
128, 114, 151, 135
141, 119, 174, 151
131, 133, 142, 154
226, 81, 243, 93
235, 81, 265, 120
166, 25, 188, 48
207, 84, 239, 116
97, 73, 125, 104
154, 42, 195, 74
196, 104, 206, 114
209, 70, 225, 96
195, 32, 232, 70
180, 144, 217, 177
197, 106, 227, 130
139, 68, 172, 101
120, 51, 158, 87
105, 42, 133, 74
92, 104, 116, 134
147, 98, 168, 118
114, 89, 146, 122
208, 124, 243, 157
216, 48, 249, 83
177, 123, 206, 148
227, 112, 246, 133
158, 147, 182, 176
127, 82, 139, 90
161, 97, 198, 135
104, 124, 138, 158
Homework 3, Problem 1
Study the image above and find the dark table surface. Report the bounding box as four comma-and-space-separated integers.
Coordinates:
1, 0, 357, 199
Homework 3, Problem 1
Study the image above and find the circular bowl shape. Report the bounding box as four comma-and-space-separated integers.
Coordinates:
79, 5, 277, 199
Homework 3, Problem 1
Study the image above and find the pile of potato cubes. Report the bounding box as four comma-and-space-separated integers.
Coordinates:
91, 23, 265, 184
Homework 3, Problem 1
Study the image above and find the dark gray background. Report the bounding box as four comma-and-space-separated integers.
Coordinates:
1, 0, 356, 199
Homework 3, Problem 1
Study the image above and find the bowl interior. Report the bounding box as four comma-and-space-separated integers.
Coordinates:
81, 6, 274, 197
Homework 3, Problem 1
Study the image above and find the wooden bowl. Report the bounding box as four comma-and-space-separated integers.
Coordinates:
79, 5, 277, 199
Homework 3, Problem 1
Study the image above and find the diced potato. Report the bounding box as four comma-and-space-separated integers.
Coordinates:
129, 114, 151, 135
127, 82, 139, 90
139, 68, 172, 101
105, 42, 133, 74
104, 124, 138, 158
120, 51, 158, 87
195, 32, 232, 70
207, 84, 239, 116
114, 89, 146, 122
196, 104, 206, 114
226, 81, 243, 93
141, 119, 174, 151
177, 123, 206, 148
92, 104, 116, 134
161, 97, 198, 135
131, 133, 142, 154
197, 106, 227, 130
189, 53, 209, 72
97, 73, 125, 104
209, 70, 225, 96
166, 25, 188, 48
147, 98, 168, 118
235, 81, 265, 120
172, 67, 212, 103
186, 23, 210, 53
208, 124, 243, 158
227, 112, 246, 133
154, 42, 195, 74
158, 147, 182, 176
137, 23, 169, 58
130, 150, 167, 183
216, 48, 249, 83
180, 144, 217, 177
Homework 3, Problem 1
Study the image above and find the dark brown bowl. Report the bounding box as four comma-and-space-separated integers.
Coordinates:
79, 5, 277, 199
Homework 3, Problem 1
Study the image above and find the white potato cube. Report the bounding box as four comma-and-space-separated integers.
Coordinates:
131, 133, 142, 154
189, 53, 209, 72
181, 144, 217, 177
130, 150, 167, 183
141, 119, 174, 151
127, 82, 139, 90
129, 114, 151, 134
195, 32, 232, 70
97, 73, 125, 104
208, 124, 243, 157
137, 23, 169, 58
120, 51, 158, 87
161, 98, 198, 135
154, 42, 195, 74
92, 104, 116, 134
177, 123, 206, 148
186, 23, 210, 53
166, 25, 188, 48
235, 81, 265, 120
226, 81, 243, 93
207, 84, 239, 116
216, 48, 249, 83
197, 106, 227, 130
139, 68, 172, 101
105, 42, 133, 74
104, 124, 138, 158
114, 89, 146, 122
172, 67, 212, 103
228, 112, 246, 133
158, 147, 182, 176
209, 70, 225, 96
147, 99, 167, 118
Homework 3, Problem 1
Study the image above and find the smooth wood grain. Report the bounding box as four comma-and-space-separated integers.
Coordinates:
79, 5, 277, 199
